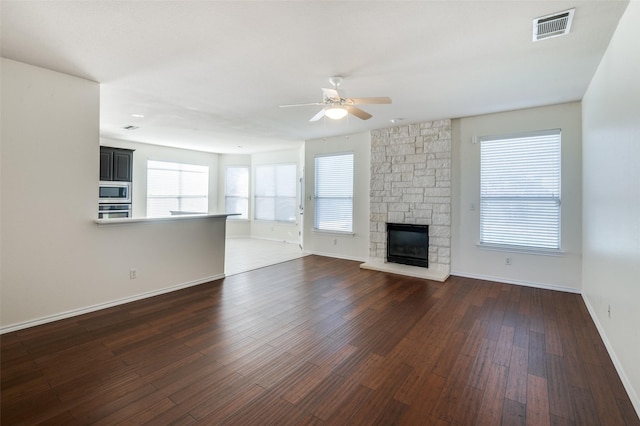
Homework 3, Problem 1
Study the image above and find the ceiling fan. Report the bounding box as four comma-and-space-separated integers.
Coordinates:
280, 76, 392, 121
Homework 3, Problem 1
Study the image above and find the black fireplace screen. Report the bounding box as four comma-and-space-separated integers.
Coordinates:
387, 223, 429, 268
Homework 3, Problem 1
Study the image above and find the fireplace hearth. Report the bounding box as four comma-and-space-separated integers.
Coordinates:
387, 223, 429, 268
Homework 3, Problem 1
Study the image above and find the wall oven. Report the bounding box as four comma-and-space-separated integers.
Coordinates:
98, 203, 131, 219
99, 181, 131, 204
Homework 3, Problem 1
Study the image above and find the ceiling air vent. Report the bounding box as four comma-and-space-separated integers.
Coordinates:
533, 8, 575, 42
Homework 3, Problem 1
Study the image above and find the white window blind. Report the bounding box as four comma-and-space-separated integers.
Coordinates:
146, 160, 209, 217
480, 130, 561, 250
314, 153, 354, 233
254, 164, 297, 222
225, 166, 249, 219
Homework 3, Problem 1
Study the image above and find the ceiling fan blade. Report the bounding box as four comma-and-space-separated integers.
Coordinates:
347, 97, 392, 105
322, 88, 340, 100
309, 109, 326, 122
346, 106, 372, 120
280, 102, 324, 108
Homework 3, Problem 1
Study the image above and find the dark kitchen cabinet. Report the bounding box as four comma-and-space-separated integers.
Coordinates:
100, 147, 133, 182
99, 150, 113, 181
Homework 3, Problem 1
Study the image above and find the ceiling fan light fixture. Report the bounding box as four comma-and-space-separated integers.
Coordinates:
325, 106, 348, 120
282, 76, 391, 122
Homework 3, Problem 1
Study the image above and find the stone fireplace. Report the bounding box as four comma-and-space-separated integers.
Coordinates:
361, 119, 451, 281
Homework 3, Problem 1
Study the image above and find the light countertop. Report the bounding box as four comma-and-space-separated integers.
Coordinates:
95, 213, 239, 226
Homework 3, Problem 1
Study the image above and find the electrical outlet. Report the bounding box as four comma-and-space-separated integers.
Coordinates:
333, 238, 338, 246
130, 269, 137, 279
505, 257, 512, 265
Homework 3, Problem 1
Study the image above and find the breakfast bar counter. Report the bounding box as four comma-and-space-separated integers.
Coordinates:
95, 213, 238, 226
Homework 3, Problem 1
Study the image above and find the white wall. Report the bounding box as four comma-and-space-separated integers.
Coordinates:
100, 138, 220, 218
1, 59, 227, 331
452, 102, 583, 291
303, 132, 371, 261
582, 0, 640, 413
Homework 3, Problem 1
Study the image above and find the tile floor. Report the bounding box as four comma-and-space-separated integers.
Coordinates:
224, 237, 306, 276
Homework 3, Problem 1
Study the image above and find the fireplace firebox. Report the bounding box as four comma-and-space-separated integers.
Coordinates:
386, 223, 429, 268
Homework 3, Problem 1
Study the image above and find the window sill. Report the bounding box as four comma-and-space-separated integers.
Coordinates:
253, 220, 297, 225
312, 229, 356, 237
477, 243, 564, 256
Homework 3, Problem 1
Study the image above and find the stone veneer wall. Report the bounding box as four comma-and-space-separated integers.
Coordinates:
369, 119, 451, 272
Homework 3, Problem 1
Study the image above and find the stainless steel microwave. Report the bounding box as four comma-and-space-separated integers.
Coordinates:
98, 203, 131, 219
99, 181, 131, 203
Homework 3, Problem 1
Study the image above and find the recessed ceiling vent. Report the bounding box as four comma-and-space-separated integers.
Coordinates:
533, 8, 575, 42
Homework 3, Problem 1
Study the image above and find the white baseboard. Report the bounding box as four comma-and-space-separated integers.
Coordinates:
450, 270, 581, 294
581, 295, 640, 418
228, 236, 300, 245
252, 236, 300, 245
0, 274, 225, 335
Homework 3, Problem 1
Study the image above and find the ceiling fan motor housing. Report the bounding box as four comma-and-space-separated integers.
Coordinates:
329, 76, 343, 87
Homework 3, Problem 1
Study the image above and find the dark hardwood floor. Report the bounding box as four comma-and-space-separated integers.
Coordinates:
2, 255, 638, 425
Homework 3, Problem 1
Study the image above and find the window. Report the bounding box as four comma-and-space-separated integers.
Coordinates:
480, 130, 561, 250
314, 153, 354, 233
146, 160, 209, 217
225, 166, 249, 219
254, 164, 297, 222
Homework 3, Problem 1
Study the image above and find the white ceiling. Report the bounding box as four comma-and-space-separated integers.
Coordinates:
1, 1, 629, 154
